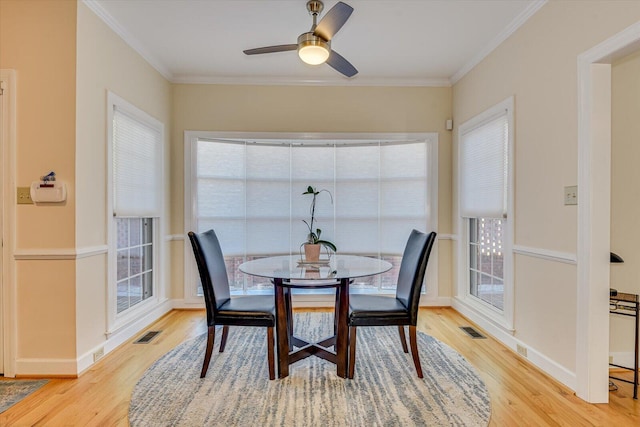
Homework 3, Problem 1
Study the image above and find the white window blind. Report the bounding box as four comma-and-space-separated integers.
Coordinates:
195, 139, 429, 257
113, 107, 163, 217
459, 111, 508, 218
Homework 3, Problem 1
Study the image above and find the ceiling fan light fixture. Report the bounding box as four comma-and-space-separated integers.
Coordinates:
297, 33, 330, 65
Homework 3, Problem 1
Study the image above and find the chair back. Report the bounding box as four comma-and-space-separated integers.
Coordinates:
395, 229, 437, 325
188, 230, 231, 325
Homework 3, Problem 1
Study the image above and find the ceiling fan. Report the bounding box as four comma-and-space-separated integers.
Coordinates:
243, 1, 358, 78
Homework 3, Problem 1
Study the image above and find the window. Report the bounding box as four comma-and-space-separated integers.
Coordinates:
469, 218, 504, 310
108, 93, 163, 325
185, 134, 438, 300
458, 97, 513, 328
116, 218, 153, 313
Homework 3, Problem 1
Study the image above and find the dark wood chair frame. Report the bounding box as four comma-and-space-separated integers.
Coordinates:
348, 229, 437, 379
188, 230, 276, 380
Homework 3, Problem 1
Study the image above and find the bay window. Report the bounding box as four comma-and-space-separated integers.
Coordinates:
184, 133, 437, 301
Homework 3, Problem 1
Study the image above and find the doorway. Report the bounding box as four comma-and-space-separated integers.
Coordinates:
577, 22, 640, 402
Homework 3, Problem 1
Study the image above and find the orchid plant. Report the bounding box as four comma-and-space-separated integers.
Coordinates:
302, 186, 337, 253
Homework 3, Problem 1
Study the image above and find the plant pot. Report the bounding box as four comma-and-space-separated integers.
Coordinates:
303, 243, 321, 262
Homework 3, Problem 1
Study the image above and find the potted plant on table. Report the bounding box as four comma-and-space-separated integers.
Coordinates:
301, 185, 337, 261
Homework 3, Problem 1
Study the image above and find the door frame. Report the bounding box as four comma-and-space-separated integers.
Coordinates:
576, 22, 640, 403
1, 69, 17, 377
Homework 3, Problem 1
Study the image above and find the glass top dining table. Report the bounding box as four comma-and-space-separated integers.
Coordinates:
238, 254, 392, 282
239, 254, 392, 379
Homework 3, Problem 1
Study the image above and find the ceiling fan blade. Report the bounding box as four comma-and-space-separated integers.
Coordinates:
326, 50, 358, 78
243, 44, 298, 55
314, 1, 353, 41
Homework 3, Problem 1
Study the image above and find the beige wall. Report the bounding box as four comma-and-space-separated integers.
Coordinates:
0, 0, 172, 373
610, 50, 640, 355
171, 84, 453, 299
453, 0, 640, 373
0, 0, 78, 363
75, 1, 172, 361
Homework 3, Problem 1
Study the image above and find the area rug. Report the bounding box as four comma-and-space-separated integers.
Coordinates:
0, 379, 48, 413
129, 313, 491, 426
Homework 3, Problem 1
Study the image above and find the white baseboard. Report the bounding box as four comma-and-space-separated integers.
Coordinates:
610, 351, 637, 370
452, 298, 577, 391
15, 357, 80, 377
172, 299, 204, 309
420, 296, 452, 307
79, 299, 174, 374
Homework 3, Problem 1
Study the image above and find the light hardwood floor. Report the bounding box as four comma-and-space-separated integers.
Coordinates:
1, 307, 638, 426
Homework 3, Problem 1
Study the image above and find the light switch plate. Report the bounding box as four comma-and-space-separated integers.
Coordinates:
17, 187, 33, 204
564, 185, 577, 205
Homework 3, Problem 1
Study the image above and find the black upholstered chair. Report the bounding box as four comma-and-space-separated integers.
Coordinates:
348, 229, 437, 379
188, 230, 275, 380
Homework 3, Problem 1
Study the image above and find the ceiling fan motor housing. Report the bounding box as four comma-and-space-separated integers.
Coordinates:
298, 32, 330, 49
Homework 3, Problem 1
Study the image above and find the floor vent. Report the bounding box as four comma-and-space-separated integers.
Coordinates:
459, 326, 486, 339
134, 331, 161, 344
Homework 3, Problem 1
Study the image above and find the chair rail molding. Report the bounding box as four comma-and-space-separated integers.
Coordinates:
437, 234, 456, 240
14, 245, 109, 260
513, 245, 577, 265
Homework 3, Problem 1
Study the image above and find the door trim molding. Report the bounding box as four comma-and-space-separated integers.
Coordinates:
1, 69, 17, 377
576, 20, 640, 403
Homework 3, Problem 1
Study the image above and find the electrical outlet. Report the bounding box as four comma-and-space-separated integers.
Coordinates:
93, 347, 105, 363
564, 185, 578, 205
609, 355, 614, 364
516, 344, 528, 358
17, 187, 33, 204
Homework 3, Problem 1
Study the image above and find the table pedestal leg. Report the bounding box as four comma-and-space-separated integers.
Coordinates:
336, 278, 349, 378
274, 279, 289, 378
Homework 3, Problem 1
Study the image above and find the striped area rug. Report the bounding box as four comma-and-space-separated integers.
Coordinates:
129, 312, 491, 426
0, 379, 48, 413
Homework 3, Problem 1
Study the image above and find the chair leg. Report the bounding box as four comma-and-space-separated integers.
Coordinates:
219, 325, 229, 352
348, 326, 357, 379
408, 325, 423, 378
267, 326, 275, 380
398, 325, 409, 353
201, 325, 216, 378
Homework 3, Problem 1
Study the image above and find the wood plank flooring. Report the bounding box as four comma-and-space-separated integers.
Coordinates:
1, 307, 638, 426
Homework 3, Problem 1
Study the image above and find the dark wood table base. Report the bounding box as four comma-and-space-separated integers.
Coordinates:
274, 278, 349, 378
288, 335, 336, 365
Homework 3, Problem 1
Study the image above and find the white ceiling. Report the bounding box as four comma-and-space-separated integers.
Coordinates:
85, 0, 545, 86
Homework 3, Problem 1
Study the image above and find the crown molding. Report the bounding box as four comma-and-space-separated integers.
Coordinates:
171, 74, 451, 87
450, 0, 547, 85
82, 0, 174, 81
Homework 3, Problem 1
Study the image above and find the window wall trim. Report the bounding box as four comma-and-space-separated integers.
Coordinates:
107, 92, 165, 333
184, 131, 439, 305
456, 96, 515, 331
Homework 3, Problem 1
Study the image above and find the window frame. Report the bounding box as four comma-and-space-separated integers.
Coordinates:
456, 97, 514, 332
183, 131, 439, 306
107, 92, 164, 335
